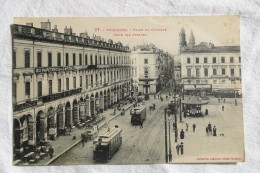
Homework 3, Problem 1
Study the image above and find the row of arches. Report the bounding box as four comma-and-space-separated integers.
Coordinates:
13, 82, 130, 155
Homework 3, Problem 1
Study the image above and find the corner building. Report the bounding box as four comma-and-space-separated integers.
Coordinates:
130, 44, 172, 94
179, 28, 241, 95
12, 22, 131, 155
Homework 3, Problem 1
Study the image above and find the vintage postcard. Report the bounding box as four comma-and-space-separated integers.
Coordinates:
12, 16, 244, 165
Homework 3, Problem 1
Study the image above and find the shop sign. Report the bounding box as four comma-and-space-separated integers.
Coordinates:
14, 100, 37, 112
41, 88, 82, 103
35, 66, 76, 74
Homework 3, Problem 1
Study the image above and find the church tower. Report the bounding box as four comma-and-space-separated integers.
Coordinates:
179, 27, 187, 51
188, 29, 195, 48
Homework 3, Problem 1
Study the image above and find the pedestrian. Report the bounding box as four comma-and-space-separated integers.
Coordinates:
213, 126, 217, 136
180, 129, 185, 139
186, 123, 189, 132
208, 122, 212, 135
205, 109, 208, 115
180, 142, 184, 155
140, 120, 143, 129
224, 98, 226, 103
81, 137, 85, 147
166, 95, 168, 100
206, 127, 209, 136
114, 108, 116, 115
176, 143, 180, 155
218, 98, 220, 103
49, 146, 54, 159
72, 134, 76, 140
192, 123, 196, 132
158, 95, 160, 99
222, 106, 224, 111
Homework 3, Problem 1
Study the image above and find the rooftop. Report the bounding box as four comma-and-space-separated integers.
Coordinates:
12, 24, 130, 52
181, 42, 240, 53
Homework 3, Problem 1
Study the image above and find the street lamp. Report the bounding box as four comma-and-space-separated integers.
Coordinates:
234, 81, 237, 106
168, 115, 172, 162
172, 57, 178, 143
174, 108, 178, 143
164, 108, 168, 163
179, 97, 182, 122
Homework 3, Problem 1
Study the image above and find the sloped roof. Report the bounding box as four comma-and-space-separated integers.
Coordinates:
182, 96, 208, 105
181, 44, 240, 53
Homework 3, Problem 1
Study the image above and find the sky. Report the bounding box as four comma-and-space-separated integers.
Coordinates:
14, 16, 240, 55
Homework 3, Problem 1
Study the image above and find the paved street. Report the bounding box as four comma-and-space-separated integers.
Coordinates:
171, 96, 244, 163
48, 87, 244, 165
52, 87, 170, 165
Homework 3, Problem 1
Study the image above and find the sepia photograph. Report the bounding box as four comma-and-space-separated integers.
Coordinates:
11, 16, 244, 165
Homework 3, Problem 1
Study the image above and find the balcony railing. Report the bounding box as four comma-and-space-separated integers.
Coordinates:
12, 24, 130, 52
211, 75, 228, 78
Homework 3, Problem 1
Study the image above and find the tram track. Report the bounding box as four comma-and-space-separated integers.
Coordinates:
118, 86, 170, 163
52, 86, 171, 165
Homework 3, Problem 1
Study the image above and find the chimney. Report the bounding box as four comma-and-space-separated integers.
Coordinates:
80, 31, 88, 38
41, 20, 51, 31
64, 26, 73, 35
52, 25, 58, 32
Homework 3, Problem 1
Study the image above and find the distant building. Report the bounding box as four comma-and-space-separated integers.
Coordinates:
130, 44, 172, 94
179, 28, 241, 95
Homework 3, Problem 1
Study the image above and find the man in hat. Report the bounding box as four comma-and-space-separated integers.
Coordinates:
180, 142, 184, 155
213, 126, 217, 136
192, 123, 196, 132
48, 145, 54, 159
180, 129, 185, 139
208, 122, 212, 135
176, 143, 180, 155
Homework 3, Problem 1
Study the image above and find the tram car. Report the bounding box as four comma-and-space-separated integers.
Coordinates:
167, 96, 180, 113
212, 89, 241, 98
93, 126, 122, 163
130, 106, 146, 125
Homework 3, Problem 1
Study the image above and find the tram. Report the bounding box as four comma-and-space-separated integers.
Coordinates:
167, 95, 180, 113
212, 89, 241, 98
93, 126, 122, 162
130, 106, 146, 125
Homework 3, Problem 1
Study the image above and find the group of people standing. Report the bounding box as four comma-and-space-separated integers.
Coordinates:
175, 142, 184, 155
206, 122, 217, 136
185, 123, 197, 133
176, 123, 197, 156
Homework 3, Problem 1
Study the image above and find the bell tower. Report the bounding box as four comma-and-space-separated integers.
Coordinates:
188, 29, 195, 48
179, 27, 187, 51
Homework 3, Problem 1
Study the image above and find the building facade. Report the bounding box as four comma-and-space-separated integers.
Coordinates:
130, 44, 172, 94
179, 28, 241, 95
12, 22, 131, 155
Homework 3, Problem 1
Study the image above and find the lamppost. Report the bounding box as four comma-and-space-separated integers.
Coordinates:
234, 81, 237, 106
164, 108, 168, 163
179, 97, 182, 122
168, 112, 172, 162
173, 57, 178, 143
235, 89, 237, 106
